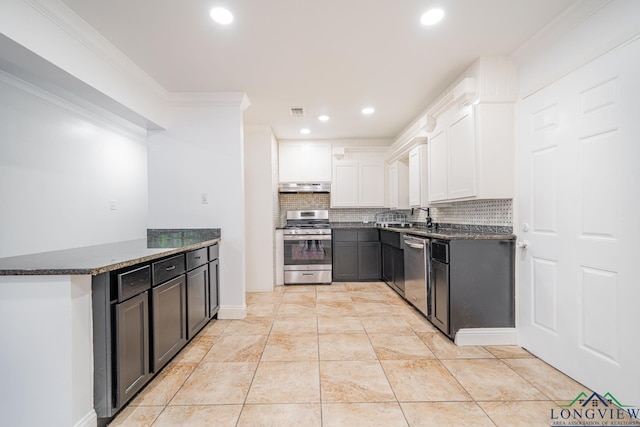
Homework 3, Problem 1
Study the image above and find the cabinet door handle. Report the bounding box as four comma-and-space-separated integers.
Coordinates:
302, 273, 314, 276
194, 256, 201, 260
165, 266, 176, 271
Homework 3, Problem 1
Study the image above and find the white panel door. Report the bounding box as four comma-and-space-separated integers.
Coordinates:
358, 161, 384, 207
517, 39, 640, 405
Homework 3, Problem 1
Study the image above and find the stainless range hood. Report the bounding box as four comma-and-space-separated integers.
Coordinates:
278, 182, 330, 193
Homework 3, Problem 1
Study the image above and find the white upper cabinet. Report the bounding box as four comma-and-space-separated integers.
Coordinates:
408, 144, 429, 207
428, 130, 448, 202
305, 143, 332, 181
358, 161, 385, 207
388, 57, 516, 205
446, 106, 476, 200
427, 101, 514, 204
331, 149, 386, 208
388, 159, 409, 209
278, 142, 331, 182
331, 161, 359, 207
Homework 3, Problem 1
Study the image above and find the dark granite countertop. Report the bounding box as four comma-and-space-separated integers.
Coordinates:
277, 222, 514, 240
329, 222, 378, 229
0, 229, 220, 276
380, 226, 515, 240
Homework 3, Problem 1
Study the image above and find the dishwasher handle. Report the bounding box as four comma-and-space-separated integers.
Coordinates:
403, 240, 424, 250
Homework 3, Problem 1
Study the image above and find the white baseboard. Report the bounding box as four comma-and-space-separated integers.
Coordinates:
74, 410, 97, 427
454, 328, 518, 346
217, 304, 247, 320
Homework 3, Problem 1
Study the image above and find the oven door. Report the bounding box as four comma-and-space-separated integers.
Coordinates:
283, 235, 332, 267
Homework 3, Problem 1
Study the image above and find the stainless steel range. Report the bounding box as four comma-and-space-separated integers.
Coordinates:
283, 210, 332, 284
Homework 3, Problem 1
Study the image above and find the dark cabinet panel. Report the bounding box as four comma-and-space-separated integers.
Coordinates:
333, 229, 358, 242
358, 241, 381, 280
357, 229, 379, 242
187, 264, 209, 339
380, 230, 401, 247
332, 241, 358, 280
152, 275, 187, 372
430, 259, 449, 335
114, 291, 151, 409
332, 229, 381, 281
381, 241, 405, 297
381, 244, 394, 283
208, 243, 219, 261
209, 258, 220, 318
448, 239, 515, 337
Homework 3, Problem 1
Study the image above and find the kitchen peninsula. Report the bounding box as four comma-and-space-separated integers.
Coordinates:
0, 229, 220, 427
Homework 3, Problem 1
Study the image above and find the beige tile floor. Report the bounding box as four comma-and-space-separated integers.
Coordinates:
109, 282, 628, 427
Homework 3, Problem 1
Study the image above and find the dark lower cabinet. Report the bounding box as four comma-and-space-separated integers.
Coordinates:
430, 258, 449, 334
151, 275, 187, 372
187, 264, 209, 339
93, 242, 220, 426
114, 291, 151, 409
333, 241, 359, 281
208, 258, 220, 317
358, 241, 381, 280
381, 243, 404, 297
332, 229, 380, 281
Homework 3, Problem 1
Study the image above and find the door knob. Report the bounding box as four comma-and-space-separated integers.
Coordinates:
517, 240, 529, 249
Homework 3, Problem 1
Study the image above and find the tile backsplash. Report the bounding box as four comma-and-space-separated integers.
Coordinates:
278, 193, 386, 225
408, 199, 512, 227
278, 194, 512, 230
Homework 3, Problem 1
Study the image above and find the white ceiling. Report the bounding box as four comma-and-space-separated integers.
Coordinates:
59, 0, 576, 141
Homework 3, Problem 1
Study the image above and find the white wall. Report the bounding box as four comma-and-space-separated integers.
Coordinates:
0, 275, 94, 427
0, 71, 148, 258
244, 126, 277, 292
148, 96, 249, 318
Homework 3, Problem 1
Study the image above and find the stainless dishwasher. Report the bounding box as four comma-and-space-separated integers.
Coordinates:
402, 234, 430, 316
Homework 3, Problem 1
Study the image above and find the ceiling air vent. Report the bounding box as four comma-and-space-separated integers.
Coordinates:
289, 107, 305, 118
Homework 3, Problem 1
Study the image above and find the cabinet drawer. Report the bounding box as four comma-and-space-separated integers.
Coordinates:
117, 265, 151, 303
358, 229, 379, 242
153, 254, 185, 286
186, 248, 208, 271
208, 243, 219, 261
333, 229, 358, 242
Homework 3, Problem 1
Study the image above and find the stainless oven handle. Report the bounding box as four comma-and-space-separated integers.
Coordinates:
283, 235, 332, 241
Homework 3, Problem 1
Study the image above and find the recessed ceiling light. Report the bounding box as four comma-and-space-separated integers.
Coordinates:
210, 7, 233, 25
318, 115, 330, 122
362, 107, 375, 115
420, 8, 444, 26
300, 128, 311, 134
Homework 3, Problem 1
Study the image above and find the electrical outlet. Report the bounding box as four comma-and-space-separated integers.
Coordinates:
201, 193, 208, 204
109, 200, 116, 210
